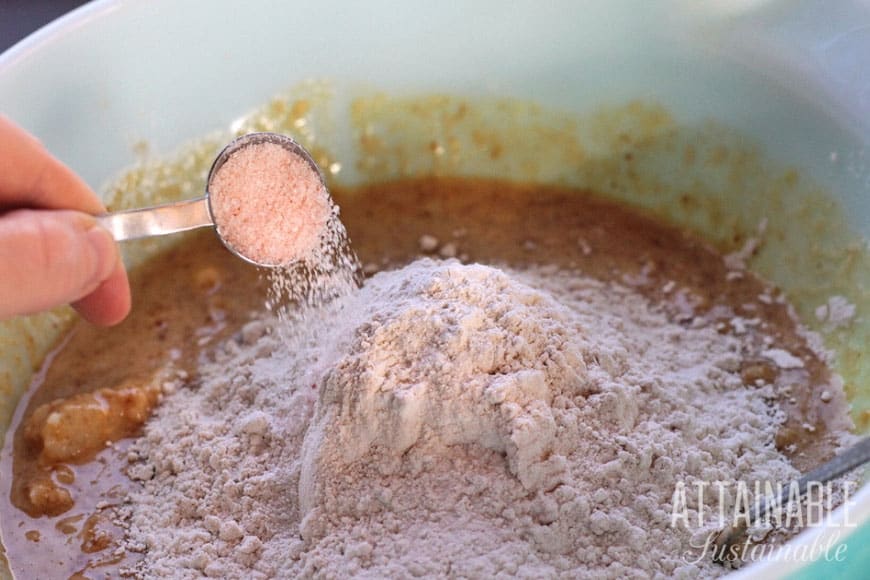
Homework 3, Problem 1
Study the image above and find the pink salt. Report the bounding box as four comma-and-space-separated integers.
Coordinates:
209, 142, 331, 266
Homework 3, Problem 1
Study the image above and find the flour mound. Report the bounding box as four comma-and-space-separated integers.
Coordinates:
300, 261, 589, 514
124, 259, 802, 579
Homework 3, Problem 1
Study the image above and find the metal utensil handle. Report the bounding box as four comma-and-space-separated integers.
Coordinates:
798, 436, 870, 490
96, 196, 213, 241
751, 436, 870, 523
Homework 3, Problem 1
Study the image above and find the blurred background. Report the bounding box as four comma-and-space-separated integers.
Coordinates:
1, 0, 88, 52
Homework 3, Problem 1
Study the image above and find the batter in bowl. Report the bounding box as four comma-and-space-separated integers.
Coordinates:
0, 175, 855, 578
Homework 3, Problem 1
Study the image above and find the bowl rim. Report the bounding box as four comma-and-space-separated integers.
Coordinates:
0, 2, 866, 578
0, 0, 119, 73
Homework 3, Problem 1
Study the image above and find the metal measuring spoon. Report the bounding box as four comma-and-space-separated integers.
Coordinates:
96, 132, 325, 267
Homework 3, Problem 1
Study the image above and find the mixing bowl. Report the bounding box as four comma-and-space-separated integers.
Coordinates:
0, 1, 867, 578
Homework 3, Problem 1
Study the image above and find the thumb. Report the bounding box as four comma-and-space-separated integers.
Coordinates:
0, 209, 119, 319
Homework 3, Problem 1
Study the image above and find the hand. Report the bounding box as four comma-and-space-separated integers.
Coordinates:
0, 116, 131, 325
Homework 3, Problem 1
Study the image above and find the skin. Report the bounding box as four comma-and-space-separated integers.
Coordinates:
0, 116, 130, 325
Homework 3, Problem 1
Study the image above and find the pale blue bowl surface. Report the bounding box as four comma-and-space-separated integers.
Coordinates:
1, 1, 868, 578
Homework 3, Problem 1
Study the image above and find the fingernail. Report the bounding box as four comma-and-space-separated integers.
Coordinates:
85, 224, 118, 286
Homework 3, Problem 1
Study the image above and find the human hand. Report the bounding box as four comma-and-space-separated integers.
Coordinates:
0, 116, 131, 325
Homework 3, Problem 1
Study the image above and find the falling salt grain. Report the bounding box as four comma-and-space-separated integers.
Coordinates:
202, 140, 365, 315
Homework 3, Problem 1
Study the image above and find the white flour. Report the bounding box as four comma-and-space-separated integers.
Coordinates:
122, 259, 808, 578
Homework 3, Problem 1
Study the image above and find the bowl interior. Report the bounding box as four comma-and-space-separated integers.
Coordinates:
0, 1, 868, 577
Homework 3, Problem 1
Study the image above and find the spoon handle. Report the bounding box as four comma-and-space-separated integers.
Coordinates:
798, 436, 870, 490
751, 436, 870, 523
96, 196, 213, 241
713, 437, 869, 563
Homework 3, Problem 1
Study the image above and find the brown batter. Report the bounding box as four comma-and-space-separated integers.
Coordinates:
0, 177, 849, 578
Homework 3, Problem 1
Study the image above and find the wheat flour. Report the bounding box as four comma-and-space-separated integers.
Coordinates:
119, 258, 825, 578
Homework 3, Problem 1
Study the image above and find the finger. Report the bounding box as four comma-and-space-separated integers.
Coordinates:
0, 209, 126, 323
72, 252, 132, 326
0, 116, 105, 213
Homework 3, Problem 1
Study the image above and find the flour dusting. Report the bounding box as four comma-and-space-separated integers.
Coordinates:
120, 258, 821, 578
